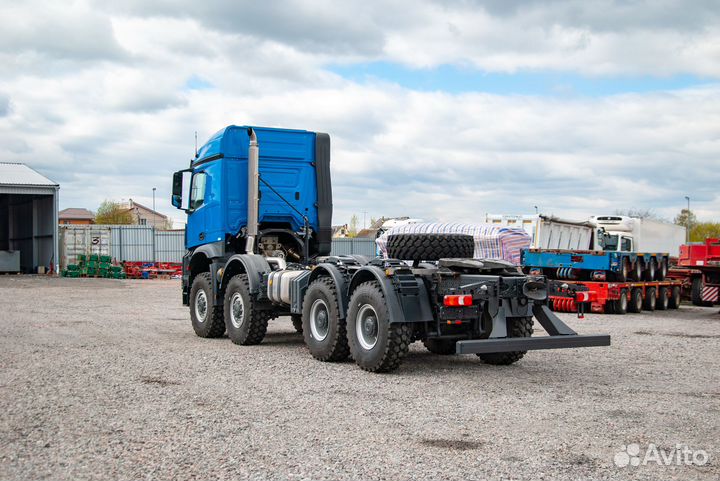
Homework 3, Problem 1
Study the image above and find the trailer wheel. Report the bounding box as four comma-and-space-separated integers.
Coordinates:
657, 286, 669, 310
302, 277, 350, 362
629, 287, 643, 313
657, 258, 668, 281
189, 272, 225, 338
612, 288, 628, 315
643, 258, 656, 281
477, 317, 534, 365
643, 287, 657, 311
224, 274, 272, 345
347, 280, 412, 372
691, 277, 713, 307
630, 260, 643, 281
385, 233, 474, 261
423, 338, 456, 355
291, 314, 303, 334
614, 259, 629, 282
668, 286, 681, 309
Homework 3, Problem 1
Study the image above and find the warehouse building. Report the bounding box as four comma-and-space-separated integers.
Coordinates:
0, 163, 59, 273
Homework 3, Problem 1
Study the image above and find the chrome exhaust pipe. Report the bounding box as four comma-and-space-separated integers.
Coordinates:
245, 128, 259, 254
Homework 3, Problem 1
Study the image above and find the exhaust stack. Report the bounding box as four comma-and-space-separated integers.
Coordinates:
245, 128, 259, 254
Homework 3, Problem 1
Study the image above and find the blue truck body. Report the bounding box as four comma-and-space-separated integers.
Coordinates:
185, 126, 325, 249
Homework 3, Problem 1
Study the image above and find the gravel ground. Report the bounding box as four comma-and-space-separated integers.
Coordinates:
1, 276, 718, 481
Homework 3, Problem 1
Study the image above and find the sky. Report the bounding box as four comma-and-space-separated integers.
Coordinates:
0, 0, 718, 229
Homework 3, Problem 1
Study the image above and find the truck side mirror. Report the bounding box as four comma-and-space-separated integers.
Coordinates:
171, 170, 192, 211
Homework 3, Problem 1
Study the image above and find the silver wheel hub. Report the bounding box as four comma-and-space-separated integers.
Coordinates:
230, 292, 245, 329
195, 290, 208, 323
310, 299, 330, 341
356, 304, 379, 350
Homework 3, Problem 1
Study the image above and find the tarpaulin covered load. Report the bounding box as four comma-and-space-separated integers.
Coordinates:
376, 222, 531, 265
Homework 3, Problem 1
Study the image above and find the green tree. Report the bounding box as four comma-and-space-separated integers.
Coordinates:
95, 200, 133, 225
348, 214, 359, 237
690, 222, 720, 242
674, 208, 697, 231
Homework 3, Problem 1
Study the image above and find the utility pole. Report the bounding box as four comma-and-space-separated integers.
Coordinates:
153, 187, 157, 228
685, 196, 690, 243
363, 211, 367, 229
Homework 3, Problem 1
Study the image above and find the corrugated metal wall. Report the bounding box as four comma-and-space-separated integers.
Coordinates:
330, 238, 378, 257
60, 226, 377, 267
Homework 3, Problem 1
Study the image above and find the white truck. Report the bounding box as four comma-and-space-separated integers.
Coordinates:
589, 216, 686, 258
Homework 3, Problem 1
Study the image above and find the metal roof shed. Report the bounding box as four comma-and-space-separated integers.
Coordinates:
0, 163, 59, 273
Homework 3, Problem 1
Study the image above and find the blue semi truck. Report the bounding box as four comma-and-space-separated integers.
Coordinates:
171, 125, 609, 372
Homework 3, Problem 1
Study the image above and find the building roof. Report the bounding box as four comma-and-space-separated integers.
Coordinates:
59, 208, 95, 220
0, 162, 58, 186
128, 199, 168, 220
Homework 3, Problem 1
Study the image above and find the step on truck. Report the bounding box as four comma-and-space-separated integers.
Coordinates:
171, 125, 610, 372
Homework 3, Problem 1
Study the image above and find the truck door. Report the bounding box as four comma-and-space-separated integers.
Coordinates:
621, 236, 633, 252
186, 171, 208, 248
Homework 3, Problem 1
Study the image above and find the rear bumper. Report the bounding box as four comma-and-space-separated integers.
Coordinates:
455, 334, 611, 354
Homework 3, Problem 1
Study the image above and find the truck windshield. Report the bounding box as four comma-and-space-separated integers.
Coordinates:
602, 234, 619, 251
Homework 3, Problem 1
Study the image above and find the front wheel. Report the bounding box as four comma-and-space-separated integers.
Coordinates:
347, 281, 412, 372
189, 272, 225, 338
477, 317, 533, 365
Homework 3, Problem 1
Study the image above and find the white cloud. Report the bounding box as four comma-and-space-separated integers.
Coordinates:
0, 0, 717, 228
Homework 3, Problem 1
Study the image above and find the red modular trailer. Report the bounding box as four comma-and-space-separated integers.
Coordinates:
669, 238, 720, 306
550, 279, 683, 315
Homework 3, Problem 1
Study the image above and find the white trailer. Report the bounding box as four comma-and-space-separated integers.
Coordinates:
589, 216, 686, 257
485, 214, 594, 250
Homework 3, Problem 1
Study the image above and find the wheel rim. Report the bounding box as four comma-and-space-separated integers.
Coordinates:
634, 263, 642, 279
649, 291, 656, 308
309, 299, 330, 341
634, 291, 642, 310
195, 290, 208, 323
230, 292, 245, 329
356, 304, 379, 350
620, 293, 627, 311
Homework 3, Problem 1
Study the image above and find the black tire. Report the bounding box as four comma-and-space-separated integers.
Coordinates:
657, 286, 669, 310
643, 258, 656, 281
668, 286, 681, 309
477, 317, 533, 365
614, 289, 628, 315
614, 259, 629, 282
691, 277, 713, 307
630, 260, 643, 281
224, 274, 272, 345
347, 280, 412, 372
302, 277, 350, 362
423, 338, 456, 355
189, 272, 225, 338
291, 314, 303, 334
629, 287, 643, 313
604, 298, 616, 314
386, 233, 474, 262
643, 287, 657, 311
657, 258, 668, 281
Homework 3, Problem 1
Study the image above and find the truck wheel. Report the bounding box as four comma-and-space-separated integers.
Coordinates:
657, 258, 668, 281
668, 286, 681, 309
423, 338, 456, 355
302, 277, 350, 362
630, 260, 643, 281
613, 289, 628, 315
347, 280, 412, 372
691, 277, 713, 307
291, 314, 303, 334
224, 274, 272, 345
386, 233, 474, 261
643, 287, 657, 311
614, 259, 629, 282
657, 286, 669, 310
643, 259, 656, 281
629, 287, 643, 313
477, 317, 533, 365
189, 272, 225, 338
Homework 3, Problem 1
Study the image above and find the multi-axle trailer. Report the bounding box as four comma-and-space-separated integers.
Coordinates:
172, 125, 609, 372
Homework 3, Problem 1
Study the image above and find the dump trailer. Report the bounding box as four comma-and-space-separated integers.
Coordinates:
171, 125, 609, 372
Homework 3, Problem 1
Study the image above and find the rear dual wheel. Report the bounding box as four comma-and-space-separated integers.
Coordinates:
302, 277, 350, 362
223, 274, 274, 345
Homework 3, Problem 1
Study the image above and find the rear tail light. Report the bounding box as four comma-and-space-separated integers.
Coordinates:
443, 294, 473, 306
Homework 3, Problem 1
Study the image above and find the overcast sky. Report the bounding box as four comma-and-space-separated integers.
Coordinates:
1, 0, 718, 228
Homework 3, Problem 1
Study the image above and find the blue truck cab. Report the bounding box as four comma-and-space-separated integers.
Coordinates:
172, 125, 332, 303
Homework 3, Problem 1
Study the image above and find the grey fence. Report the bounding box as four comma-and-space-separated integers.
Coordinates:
330, 238, 378, 257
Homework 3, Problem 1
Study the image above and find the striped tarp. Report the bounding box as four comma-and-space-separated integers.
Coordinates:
375, 222, 531, 265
